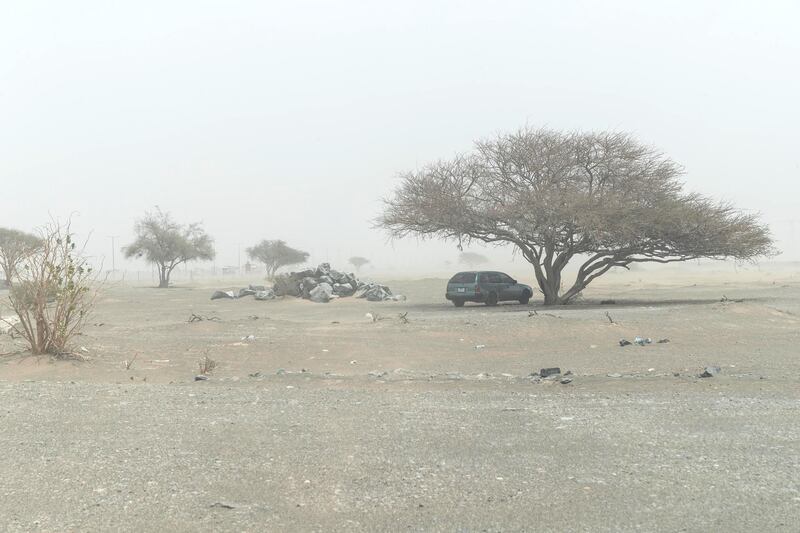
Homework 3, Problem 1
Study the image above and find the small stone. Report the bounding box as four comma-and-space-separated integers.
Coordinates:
700, 366, 722, 378
540, 367, 561, 378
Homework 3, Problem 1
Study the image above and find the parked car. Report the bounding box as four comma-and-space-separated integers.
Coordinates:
445, 271, 533, 307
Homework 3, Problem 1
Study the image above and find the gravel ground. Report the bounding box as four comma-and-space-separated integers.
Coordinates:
1, 378, 798, 532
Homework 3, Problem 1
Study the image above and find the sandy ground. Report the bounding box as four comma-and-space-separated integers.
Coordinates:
1, 269, 799, 531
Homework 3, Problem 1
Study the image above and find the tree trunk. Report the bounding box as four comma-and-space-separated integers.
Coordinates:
158, 266, 169, 288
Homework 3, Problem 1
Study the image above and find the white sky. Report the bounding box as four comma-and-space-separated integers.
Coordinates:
2, 0, 798, 274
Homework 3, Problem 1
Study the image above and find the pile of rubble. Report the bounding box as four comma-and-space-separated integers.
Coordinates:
272, 263, 403, 303
210, 263, 403, 304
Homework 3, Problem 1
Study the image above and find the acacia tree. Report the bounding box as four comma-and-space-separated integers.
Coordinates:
247, 240, 308, 279
348, 256, 370, 272
123, 208, 215, 288
458, 251, 488, 269
0, 228, 41, 284
380, 128, 774, 305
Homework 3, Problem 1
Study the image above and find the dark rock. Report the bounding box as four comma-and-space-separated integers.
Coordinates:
657, 338, 670, 344
619, 339, 632, 347
540, 367, 561, 378
194, 375, 209, 381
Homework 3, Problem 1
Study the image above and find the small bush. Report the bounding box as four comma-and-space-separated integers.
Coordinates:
4, 221, 102, 356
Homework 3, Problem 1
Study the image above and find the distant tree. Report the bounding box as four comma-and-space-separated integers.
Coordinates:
380, 127, 774, 304
246, 240, 309, 279
458, 252, 488, 269
123, 208, 214, 288
348, 256, 370, 272
0, 227, 42, 284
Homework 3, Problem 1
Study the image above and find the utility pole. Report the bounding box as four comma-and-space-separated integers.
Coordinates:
107, 235, 119, 272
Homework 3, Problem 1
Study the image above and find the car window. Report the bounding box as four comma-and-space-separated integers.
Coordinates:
449, 272, 476, 283
487, 272, 502, 283
499, 274, 515, 283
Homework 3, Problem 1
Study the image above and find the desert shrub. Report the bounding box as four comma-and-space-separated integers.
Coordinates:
4, 221, 102, 356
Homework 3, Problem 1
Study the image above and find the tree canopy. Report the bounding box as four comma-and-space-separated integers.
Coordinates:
247, 240, 309, 279
348, 256, 370, 271
123, 208, 214, 288
380, 128, 774, 304
0, 227, 42, 284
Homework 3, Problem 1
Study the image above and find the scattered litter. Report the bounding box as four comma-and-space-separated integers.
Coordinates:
189, 313, 220, 323
647, 368, 655, 372
474, 344, 486, 350
209, 502, 236, 510
700, 366, 722, 378
657, 338, 670, 344
350, 360, 357, 365
607, 373, 622, 378
619, 339, 632, 347
560, 377, 573, 384
241, 335, 255, 342
633, 336, 652, 346
248, 372, 261, 378
720, 295, 745, 303
194, 375, 209, 381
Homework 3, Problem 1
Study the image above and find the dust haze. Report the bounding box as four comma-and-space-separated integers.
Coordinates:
2, 1, 798, 274
2, 2, 800, 532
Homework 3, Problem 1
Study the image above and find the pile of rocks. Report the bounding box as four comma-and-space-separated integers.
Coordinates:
273, 263, 402, 303
210, 263, 403, 304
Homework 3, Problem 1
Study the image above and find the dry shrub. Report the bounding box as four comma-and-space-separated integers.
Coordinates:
3, 220, 102, 357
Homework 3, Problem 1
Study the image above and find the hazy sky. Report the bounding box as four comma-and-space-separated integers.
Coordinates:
2, 0, 798, 274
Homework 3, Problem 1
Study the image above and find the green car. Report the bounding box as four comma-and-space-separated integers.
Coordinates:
445, 271, 533, 307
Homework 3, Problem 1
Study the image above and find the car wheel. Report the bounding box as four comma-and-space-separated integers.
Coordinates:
519, 291, 531, 305
485, 292, 498, 306
453, 299, 465, 307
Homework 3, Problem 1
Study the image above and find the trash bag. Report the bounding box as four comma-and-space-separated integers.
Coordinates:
309, 282, 334, 303
333, 283, 356, 297
211, 290, 236, 300
255, 289, 276, 301
238, 288, 256, 298
272, 273, 301, 297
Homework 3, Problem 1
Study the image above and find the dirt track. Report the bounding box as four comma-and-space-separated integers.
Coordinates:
1, 270, 799, 531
